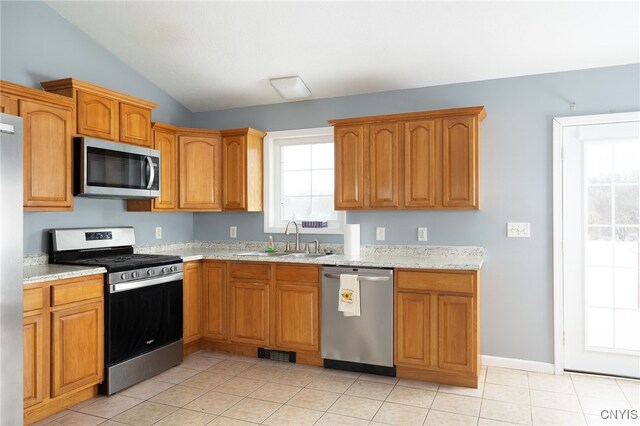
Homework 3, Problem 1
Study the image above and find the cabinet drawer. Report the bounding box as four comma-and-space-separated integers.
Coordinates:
229, 263, 270, 280
396, 270, 475, 294
24, 286, 44, 312
51, 275, 103, 306
275, 265, 319, 284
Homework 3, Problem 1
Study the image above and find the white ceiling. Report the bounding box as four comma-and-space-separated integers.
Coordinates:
46, 1, 639, 112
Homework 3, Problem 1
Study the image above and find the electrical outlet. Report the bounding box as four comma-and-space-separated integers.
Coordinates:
155, 227, 162, 239
376, 227, 385, 241
418, 227, 428, 241
507, 222, 530, 238
230, 226, 237, 238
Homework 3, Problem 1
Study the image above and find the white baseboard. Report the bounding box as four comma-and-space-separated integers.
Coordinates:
481, 355, 555, 374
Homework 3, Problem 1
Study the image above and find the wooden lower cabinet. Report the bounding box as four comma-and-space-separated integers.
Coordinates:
50, 301, 103, 397
395, 269, 479, 387
229, 281, 270, 346
23, 275, 104, 425
23, 312, 45, 409
203, 261, 227, 341
183, 261, 203, 345
275, 283, 319, 352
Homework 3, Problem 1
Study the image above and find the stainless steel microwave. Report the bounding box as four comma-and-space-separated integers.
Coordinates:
74, 137, 160, 199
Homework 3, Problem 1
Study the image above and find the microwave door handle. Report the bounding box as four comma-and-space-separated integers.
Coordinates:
145, 156, 155, 190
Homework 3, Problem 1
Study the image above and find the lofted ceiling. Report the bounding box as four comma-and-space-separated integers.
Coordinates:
45, 1, 639, 112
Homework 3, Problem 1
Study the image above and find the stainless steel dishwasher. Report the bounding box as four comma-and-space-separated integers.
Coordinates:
321, 266, 395, 376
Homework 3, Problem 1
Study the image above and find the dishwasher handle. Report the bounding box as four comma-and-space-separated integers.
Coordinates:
323, 273, 390, 282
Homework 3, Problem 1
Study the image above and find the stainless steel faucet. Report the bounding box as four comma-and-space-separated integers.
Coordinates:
284, 220, 300, 252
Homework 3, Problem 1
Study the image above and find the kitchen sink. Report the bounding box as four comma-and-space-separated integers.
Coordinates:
235, 252, 289, 257
283, 253, 327, 259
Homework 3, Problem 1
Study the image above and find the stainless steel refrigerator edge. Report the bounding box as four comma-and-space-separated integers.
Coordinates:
0, 113, 24, 424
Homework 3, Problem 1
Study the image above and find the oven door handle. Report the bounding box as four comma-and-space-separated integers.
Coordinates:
110, 273, 183, 293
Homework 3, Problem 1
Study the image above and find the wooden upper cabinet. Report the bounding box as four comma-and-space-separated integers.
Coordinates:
76, 90, 118, 140
334, 125, 365, 209
179, 130, 222, 211
20, 98, 73, 211
120, 103, 152, 146
442, 115, 478, 209
1, 93, 18, 115
221, 128, 265, 212
329, 106, 484, 210
404, 120, 437, 208
40, 78, 157, 146
153, 124, 178, 210
369, 123, 400, 208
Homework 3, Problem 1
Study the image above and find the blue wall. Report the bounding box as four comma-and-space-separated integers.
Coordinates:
1, 1, 194, 252
193, 64, 640, 363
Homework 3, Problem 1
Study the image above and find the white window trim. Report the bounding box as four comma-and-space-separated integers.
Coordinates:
263, 127, 345, 235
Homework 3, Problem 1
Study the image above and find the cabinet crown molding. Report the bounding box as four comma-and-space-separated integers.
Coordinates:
328, 106, 486, 126
0, 80, 75, 108
221, 127, 267, 138
40, 78, 158, 109
177, 127, 221, 136
152, 122, 179, 133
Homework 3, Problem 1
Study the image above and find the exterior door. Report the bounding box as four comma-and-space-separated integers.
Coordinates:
562, 116, 640, 378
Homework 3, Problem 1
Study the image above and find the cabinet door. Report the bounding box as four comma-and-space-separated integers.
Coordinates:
1, 93, 18, 115
396, 292, 435, 368
51, 301, 103, 397
369, 123, 400, 208
203, 262, 227, 341
335, 125, 365, 209
438, 295, 474, 373
20, 99, 73, 210
153, 128, 178, 210
404, 120, 437, 208
120, 103, 151, 147
179, 135, 222, 210
442, 116, 478, 209
230, 281, 269, 346
23, 312, 44, 408
76, 90, 118, 140
222, 135, 246, 210
183, 262, 202, 344
275, 283, 319, 351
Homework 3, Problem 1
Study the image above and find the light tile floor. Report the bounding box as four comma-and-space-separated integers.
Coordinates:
34, 351, 640, 426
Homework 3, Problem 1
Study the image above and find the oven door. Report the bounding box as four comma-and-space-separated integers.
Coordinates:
105, 276, 182, 366
76, 137, 160, 199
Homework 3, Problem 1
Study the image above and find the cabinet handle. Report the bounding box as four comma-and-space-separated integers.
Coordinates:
145, 156, 155, 190
323, 273, 390, 282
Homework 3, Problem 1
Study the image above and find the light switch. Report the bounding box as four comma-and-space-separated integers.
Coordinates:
376, 227, 385, 241
507, 222, 530, 238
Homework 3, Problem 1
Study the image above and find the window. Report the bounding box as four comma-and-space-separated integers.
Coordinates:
264, 127, 345, 234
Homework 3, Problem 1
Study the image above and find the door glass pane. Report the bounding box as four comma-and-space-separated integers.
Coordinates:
615, 185, 639, 225
614, 268, 638, 309
587, 226, 613, 266
586, 266, 613, 307
614, 227, 639, 267
588, 186, 612, 224
586, 143, 613, 184
614, 142, 640, 183
615, 310, 640, 351
586, 307, 614, 348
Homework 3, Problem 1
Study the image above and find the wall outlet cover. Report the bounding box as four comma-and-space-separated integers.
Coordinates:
230, 226, 237, 238
376, 227, 385, 241
418, 227, 428, 241
155, 227, 162, 239
507, 222, 530, 238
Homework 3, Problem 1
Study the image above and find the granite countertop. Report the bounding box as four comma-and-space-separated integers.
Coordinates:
141, 245, 485, 271
23, 241, 484, 284
24, 264, 107, 285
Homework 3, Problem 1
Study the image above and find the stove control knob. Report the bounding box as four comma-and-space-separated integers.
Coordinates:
170, 266, 178, 273
120, 273, 128, 280
131, 271, 139, 279
147, 269, 155, 276
161, 267, 168, 274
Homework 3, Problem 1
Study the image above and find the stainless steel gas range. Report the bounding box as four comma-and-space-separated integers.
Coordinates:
49, 227, 183, 395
